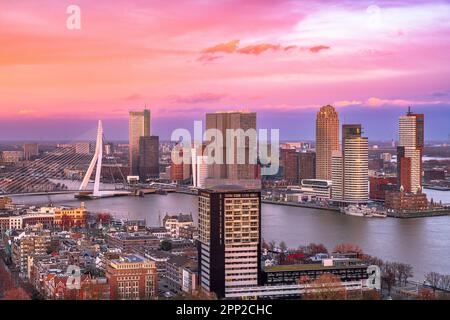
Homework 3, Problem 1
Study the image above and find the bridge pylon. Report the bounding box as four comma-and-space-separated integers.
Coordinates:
79, 120, 103, 197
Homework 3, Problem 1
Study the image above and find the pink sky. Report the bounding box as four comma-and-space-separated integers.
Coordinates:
1, 0, 450, 132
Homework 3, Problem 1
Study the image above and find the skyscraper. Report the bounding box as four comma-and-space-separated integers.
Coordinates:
332, 124, 369, 202
397, 108, 424, 194
205, 111, 260, 189
129, 109, 151, 176
197, 186, 261, 298
316, 105, 339, 180
138, 136, 159, 181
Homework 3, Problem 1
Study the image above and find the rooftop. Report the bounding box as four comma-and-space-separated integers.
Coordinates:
264, 262, 368, 273
111, 254, 147, 264
200, 185, 261, 193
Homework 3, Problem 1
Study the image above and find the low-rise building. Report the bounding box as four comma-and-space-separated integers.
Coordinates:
11, 227, 52, 275
165, 255, 196, 293
163, 213, 194, 238
262, 258, 369, 286
54, 205, 87, 229
105, 231, 160, 251
106, 254, 158, 300
385, 190, 428, 212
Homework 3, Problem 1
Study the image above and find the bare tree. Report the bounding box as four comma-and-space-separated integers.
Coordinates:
362, 255, 384, 268
268, 240, 276, 252
381, 262, 396, 296
333, 243, 363, 257
425, 272, 441, 293
279, 241, 287, 253
402, 264, 413, 286
418, 288, 435, 300
303, 273, 347, 300
440, 274, 450, 292
3, 287, 30, 300
306, 243, 328, 255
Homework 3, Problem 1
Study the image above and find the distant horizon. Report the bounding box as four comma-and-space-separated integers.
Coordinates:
0, 104, 449, 142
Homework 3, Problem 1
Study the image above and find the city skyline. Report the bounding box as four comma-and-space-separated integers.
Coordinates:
1, 1, 450, 140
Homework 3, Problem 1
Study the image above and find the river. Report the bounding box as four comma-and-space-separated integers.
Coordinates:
11, 189, 450, 281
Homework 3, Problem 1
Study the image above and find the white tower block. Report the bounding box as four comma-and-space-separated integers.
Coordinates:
79, 120, 103, 197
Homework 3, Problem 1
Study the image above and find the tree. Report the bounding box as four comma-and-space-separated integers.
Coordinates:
3, 288, 30, 300
305, 243, 328, 255
303, 273, 347, 300
399, 263, 413, 286
381, 262, 396, 296
361, 255, 384, 268
298, 275, 311, 285
268, 240, 276, 252
439, 274, 450, 292
279, 241, 287, 253
0, 264, 13, 296
333, 243, 363, 256
160, 239, 172, 251
425, 272, 441, 293
261, 240, 270, 251
418, 288, 435, 300
362, 290, 381, 300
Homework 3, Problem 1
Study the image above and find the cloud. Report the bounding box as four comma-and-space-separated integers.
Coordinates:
284, 45, 297, 51
203, 39, 240, 54
237, 43, 281, 55
366, 97, 446, 107
123, 93, 143, 101
168, 92, 227, 104
18, 109, 36, 115
309, 45, 330, 53
196, 54, 223, 64
200, 41, 330, 60
334, 100, 362, 107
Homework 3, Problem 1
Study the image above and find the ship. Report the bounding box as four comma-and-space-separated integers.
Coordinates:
341, 205, 387, 218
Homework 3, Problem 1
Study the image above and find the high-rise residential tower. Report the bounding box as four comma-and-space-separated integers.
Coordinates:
397, 108, 424, 194
205, 111, 260, 189
315, 105, 339, 180
197, 186, 261, 298
332, 124, 369, 203
129, 109, 151, 176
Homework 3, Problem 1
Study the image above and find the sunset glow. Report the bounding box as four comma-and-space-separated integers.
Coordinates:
1, 0, 450, 140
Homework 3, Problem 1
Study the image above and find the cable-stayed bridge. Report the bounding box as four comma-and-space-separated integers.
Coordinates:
0, 121, 130, 199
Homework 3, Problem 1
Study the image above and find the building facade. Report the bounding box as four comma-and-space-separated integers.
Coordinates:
129, 109, 151, 176
138, 136, 159, 181
397, 108, 424, 194
23, 143, 39, 160
332, 125, 369, 203
315, 105, 339, 181
106, 254, 158, 300
298, 152, 316, 181
54, 205, 87, 228
205, 111, 260, 189
197, 186, 261, 298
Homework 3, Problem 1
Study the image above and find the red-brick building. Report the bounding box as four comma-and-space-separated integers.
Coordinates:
369, 176, 397, 200
106, 254, 158, 300
281, 149, 299, 184
385, 190, 428, 212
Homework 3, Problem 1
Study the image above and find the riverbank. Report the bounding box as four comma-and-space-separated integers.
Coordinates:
387, 209, 450, 218
261, 199, 340, 212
